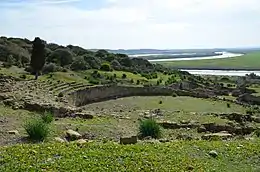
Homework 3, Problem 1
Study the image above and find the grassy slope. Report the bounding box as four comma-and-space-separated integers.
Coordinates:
1, 140, 260, 172
1, 96, 250, 145
157, 52, 260, 69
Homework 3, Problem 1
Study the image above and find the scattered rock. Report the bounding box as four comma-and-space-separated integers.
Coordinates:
176, 134, 193, 141
54, 137, 66, 143
158, 121, 199, 129
208, 150, 218, 158
7, 130, 19, 135
202, 132, 232, 140
74, 113, 94, 119
75, 139, 87, 144
158, 121, 179, 129
197, 126, 207, 133
65, 129, 82, 141
159, 138, 170, 143
120, 136, 138, 145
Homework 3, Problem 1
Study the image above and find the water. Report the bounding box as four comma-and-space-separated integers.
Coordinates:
183, 70, 260, 76
148, 52, 244, 62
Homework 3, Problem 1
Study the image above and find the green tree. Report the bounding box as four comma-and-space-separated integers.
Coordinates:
100, 63, 112, 71
30, 37, 46, 80
70, 56, 88, 71
47, 48, 73, 67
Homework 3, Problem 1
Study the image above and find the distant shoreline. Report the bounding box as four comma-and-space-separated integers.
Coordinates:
148, 52, 243, 62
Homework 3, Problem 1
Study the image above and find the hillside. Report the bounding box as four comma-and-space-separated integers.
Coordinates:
0, 36, 173, 76
1, 36, 260, 172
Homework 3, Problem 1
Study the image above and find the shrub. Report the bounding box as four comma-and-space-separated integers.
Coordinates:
172, 92, 177, 97
89, 78, 100, 85
122, 73, 127, 79
41, 112, 54, 124
227, 103, 231, 108
58, 92, 64, 98
159, 100, 163, 104
42, 63, 57, 74
20, 74, 27, 80
24, 118, 50, 141
139, 119, 161, 139
70, 56, 88, 71
136, 80, 140, 85
100, 63, 112, 71
246, 109, 254, 115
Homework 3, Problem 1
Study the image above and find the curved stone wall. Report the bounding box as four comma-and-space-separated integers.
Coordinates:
68, 85, 193, 107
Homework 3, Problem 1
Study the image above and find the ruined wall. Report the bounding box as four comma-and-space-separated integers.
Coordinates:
68, 85, 194, 107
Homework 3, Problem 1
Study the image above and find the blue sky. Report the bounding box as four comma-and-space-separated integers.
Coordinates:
0, 0, 259, 49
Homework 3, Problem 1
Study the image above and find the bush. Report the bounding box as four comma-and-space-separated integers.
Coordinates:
70, 56, 88, 71
136, 80, 140, 85
172, 92, 177, 97
41, 112, 54, 124
122, 73, 127, 79
227, 103, 231, 108
89, 78, 100, 85
24, 118, 50, 141
100, 63, 112, 71
159, 100, 163, 104
42, 63, 57, 74
20, 74, 27, 80
139, 119, 161, 139
58, 92, 64, 97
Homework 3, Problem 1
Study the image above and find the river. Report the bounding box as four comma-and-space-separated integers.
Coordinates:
183, 70, 260, 76
148, 52, 244, 62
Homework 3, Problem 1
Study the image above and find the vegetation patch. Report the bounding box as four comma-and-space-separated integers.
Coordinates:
1, 140, 260, 171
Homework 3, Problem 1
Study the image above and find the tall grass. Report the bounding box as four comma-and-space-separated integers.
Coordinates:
24, 118, 50, 141
139, 119, 161, 139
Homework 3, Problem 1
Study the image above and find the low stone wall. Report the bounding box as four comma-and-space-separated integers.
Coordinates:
68, 85, 195, 107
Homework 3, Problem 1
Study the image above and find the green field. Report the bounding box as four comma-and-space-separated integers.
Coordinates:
1, 140, 260, 172
157, 52, 260, 69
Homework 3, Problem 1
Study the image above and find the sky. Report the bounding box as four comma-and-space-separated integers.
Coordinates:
0, 0, 260, 49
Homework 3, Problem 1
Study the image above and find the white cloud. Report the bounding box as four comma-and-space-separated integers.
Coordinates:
0, 0, 259, 49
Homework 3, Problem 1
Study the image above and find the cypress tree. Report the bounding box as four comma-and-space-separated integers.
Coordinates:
30, 37, 46, 80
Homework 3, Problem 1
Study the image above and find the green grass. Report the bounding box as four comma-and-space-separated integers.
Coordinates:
157, 52, 260, 69
85, 96, 246, 114
1, 140, 260, 171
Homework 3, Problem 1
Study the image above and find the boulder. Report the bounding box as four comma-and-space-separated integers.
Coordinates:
202, 132, 232, 140
208, 150, 218, 158
75, 139, 87, 144
120, 136, 138, 145
54, 137, 66, 143
65, 129, 82, 141
7, 130, 19, 135
197, 126, 207, 133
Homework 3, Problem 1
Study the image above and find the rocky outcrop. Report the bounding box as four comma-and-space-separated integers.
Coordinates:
158, 121, 200, 129
201, 132, 233, 140
202, 123, 255, 135
65, 129, 82, 141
